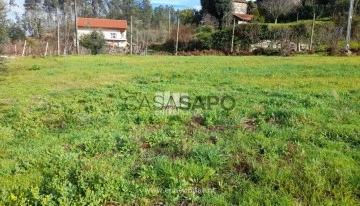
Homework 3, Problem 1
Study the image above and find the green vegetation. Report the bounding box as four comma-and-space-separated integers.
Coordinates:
0, 55, 360, 205
166, 18, 360, 53
79, 31, 106, 55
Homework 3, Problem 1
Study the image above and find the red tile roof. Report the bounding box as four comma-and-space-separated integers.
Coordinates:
233, 13, 254, 22
233, 0, 247, 3
77, 18, 127, 30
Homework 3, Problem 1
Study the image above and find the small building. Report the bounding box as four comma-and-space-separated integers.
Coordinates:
233, 0, 254, 24
77, 17, 128, 48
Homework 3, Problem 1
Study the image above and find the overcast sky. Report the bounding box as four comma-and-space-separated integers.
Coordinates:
6, 0, 201, 19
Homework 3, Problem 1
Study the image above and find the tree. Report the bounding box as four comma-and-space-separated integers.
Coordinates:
252, 9, 265, 23
0, 0, 7, 71
0, 0, 7, 47
180, 9, 195, 25
138, 0, 152, 27
23, 0, 45, 37
201, 0, 233, 29
8, 23, 26, 42
301, 0, 331, 50
43, 0, 65, 55
79, 30, 106, 55
260, 0, 300, 23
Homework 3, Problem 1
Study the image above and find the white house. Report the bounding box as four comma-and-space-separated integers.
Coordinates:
77, 17, 128, 48
233, 0, 254, 24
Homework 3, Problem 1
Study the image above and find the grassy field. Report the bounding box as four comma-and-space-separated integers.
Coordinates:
0, 55, 359, 205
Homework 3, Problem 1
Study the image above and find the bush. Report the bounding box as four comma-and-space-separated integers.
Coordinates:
79, 30, 106, 55
159, 20, 356, 55
253, 48, 281, 56
194, 26, 214, 50
28, 65, 41, 71
211, 24, 270, 51
211, 28, 232, 51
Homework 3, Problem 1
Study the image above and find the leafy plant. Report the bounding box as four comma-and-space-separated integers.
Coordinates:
79, 30, 106, 55
28, 65, 41, 71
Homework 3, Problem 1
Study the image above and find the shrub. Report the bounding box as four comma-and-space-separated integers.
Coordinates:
28, 65, 41, 71
211, 24, 270, 51
193, 26, 214, 50
253, 47, 281, 56
211, 28, 232, 51
79, 30, 106, 55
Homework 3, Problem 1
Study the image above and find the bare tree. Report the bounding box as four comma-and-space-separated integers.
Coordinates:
260, 0, 300, 24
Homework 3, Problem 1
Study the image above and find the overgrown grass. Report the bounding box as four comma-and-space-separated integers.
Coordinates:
0, 55, 359, 205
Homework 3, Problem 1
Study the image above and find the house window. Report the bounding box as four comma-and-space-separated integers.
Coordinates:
111, 33, 117, 39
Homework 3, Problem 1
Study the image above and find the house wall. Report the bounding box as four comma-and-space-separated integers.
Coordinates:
234, 2, 248, 14
78, 27, 127, 48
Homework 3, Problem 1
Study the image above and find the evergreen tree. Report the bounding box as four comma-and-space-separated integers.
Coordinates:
0, 0, 7, 46
200, 0, 233, 29
0, 0, 7, 71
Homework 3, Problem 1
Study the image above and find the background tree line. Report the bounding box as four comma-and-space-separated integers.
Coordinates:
0, 0, 359, 55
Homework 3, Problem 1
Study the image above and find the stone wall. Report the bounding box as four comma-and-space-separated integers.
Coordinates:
234, 3, 247, 14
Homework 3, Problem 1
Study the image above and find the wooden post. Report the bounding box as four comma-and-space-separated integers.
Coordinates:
14, 44, 17, 56
146, 38, 148, 56
45, 42, 49, 56
22, 40, 27, 56
57, 8, 60, 56
345, 0, 355, 51
175, 15, 180, 55
74, 0, 79, 54
310, 11, 315, 51
130, 15, 133, 55
168, 8, 171, 39
231, 18, 236, 53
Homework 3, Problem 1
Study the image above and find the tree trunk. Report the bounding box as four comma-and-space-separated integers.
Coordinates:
310, 11, 316, 51
45, 42, 48, 56
74, 0, 79, 55
218, 19, 223, 30
297, 12, 299, 22
175, 16, 180, 55
345, 0, 355, 51
231, 18, 236, 52
354, 0, 359, 15
275, 18, 278, 24
92, 0, 97, 17
22, 40, 26, 56
57, 8, 60, 56
130, 15, 133, 55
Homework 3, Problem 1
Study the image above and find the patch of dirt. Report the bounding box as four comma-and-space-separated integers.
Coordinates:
207, 125, 226, 132
104, 201, 120, 206
233, 153, 253, 176
190, 115, 205, 126
186, 115, 205, 136
234, 160, 252, 175
141, 143, 151, 150
242, 118, 257, 131
207, 136, 218, 145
